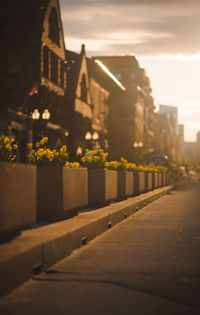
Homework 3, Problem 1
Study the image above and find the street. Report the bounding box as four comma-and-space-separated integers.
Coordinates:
0, 177, 200, 315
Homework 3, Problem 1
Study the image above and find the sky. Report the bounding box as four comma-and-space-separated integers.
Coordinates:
59, 0, 200, 142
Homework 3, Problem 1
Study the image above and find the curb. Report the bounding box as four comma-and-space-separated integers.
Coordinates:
0, 185, 173, 298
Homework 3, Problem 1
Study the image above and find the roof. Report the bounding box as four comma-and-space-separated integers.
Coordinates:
65, 49, 82, 96
92, 55, 140, 68
87, 57, 125, 92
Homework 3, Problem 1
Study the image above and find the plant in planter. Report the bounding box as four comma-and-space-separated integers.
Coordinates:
156, 165, 168, 186
136, 165, 146, 194
81, 149, 117, 206
106, 157, 133, 199
0, 135, 17, 162
28, 138, 88, 221
0, 135, 36, 241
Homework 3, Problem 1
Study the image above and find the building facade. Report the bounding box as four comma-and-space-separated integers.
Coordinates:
0, 0, 68, 161
92, 55, 155, 162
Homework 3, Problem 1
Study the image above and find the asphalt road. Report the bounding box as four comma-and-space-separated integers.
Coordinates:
0, 177, 200, 315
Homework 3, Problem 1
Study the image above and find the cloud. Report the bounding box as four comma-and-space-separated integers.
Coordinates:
60, 0, 200, 56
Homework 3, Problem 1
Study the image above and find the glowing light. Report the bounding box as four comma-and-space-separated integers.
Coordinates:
92, 131, 99, 140
85, 131, 92, 140
32, 109, 40, 120
42, 109, 50, 120
95, 60, 126, 91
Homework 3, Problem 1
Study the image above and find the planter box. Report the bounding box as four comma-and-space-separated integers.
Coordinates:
139, 172, 146, 194
0, 163, 36, 240
166, 173, 169, 185
153, 173, 159, 189
158, 173, 162, 187
37, 167, 88, 221
88, 169, 117, 206
163, 173, 169, 186
133, 172, 139, 196
145, 172, 153, 192
117, 171, 134, 200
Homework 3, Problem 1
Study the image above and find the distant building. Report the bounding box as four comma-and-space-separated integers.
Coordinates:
159, 105, 178, 135
184, 131, 200, 165
158, 105, 179, 163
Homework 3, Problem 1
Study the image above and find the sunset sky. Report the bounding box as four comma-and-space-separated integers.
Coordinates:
59, 0, 200, 142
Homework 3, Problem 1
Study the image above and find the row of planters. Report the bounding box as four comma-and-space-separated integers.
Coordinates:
0, 135, 169, 241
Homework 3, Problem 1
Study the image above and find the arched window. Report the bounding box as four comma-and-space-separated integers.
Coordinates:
49, 7, 60, 46
80, 73, 87, 102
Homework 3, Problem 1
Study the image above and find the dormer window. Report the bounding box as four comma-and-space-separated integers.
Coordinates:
49, 7, 60, 46
80, 73, 87, 102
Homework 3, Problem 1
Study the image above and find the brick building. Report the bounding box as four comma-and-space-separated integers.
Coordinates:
0, 0, 68, 161
66, 45, 125, 159
92, 55, 155, 162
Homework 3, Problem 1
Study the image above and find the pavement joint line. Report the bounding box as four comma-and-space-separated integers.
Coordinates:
31, 276, 200, 310
0, 185, 174, 298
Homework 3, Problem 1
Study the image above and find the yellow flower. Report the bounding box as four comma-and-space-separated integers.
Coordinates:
28, 143, 33, 150
13, 144, 18, 150
4, 137, 10, 145
36, 142, 40, 148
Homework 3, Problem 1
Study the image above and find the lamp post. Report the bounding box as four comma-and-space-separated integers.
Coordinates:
31, 108, 50, 144
133, 141, 143, 163
85, 130, 99, 151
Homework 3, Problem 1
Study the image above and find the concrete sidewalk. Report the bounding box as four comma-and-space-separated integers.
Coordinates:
0, 185, 173, 298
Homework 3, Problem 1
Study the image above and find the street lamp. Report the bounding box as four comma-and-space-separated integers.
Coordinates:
42, 109, 50, 120
31, 108, 50, 143
32, 109, 40, 120
133, 141, 143, 163
92, 131, 99, 140
85, 131, 92, 140
85, 130, 99, 150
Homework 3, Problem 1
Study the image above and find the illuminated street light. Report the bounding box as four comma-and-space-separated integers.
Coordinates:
42, 109, 50, 120
85, 131, 92, 140
32, 109, 40, 120
92, 131, 99, 140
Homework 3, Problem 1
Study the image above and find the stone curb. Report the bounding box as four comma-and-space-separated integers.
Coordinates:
0, 185, 173, 298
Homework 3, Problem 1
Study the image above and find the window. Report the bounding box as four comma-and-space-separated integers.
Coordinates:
60, 61, 64, 88
80, 73, 87, 102
49, 7, 60, 46
51, 52, 58, 84
43, 45, 48, 78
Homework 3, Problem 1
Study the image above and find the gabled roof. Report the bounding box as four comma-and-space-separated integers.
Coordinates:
65, 49, 82, 96
0, 0, 49, 43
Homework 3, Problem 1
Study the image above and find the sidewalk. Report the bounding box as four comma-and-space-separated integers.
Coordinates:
0, 185, 173, 298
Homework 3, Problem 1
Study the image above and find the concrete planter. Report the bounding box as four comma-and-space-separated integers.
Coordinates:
154, 173, 159, 189
163, 173, 169, 186
88, 169, 117, 206
0, 162, 36, 240
145, 172, 153, 192
139, 171, 146, 194
126, 171, 134, 197
158, 173, 162, 187
117, 171, 134, 200
133, 172, 139, 196
166, 173, 170, 185
37, 167, 88, 221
